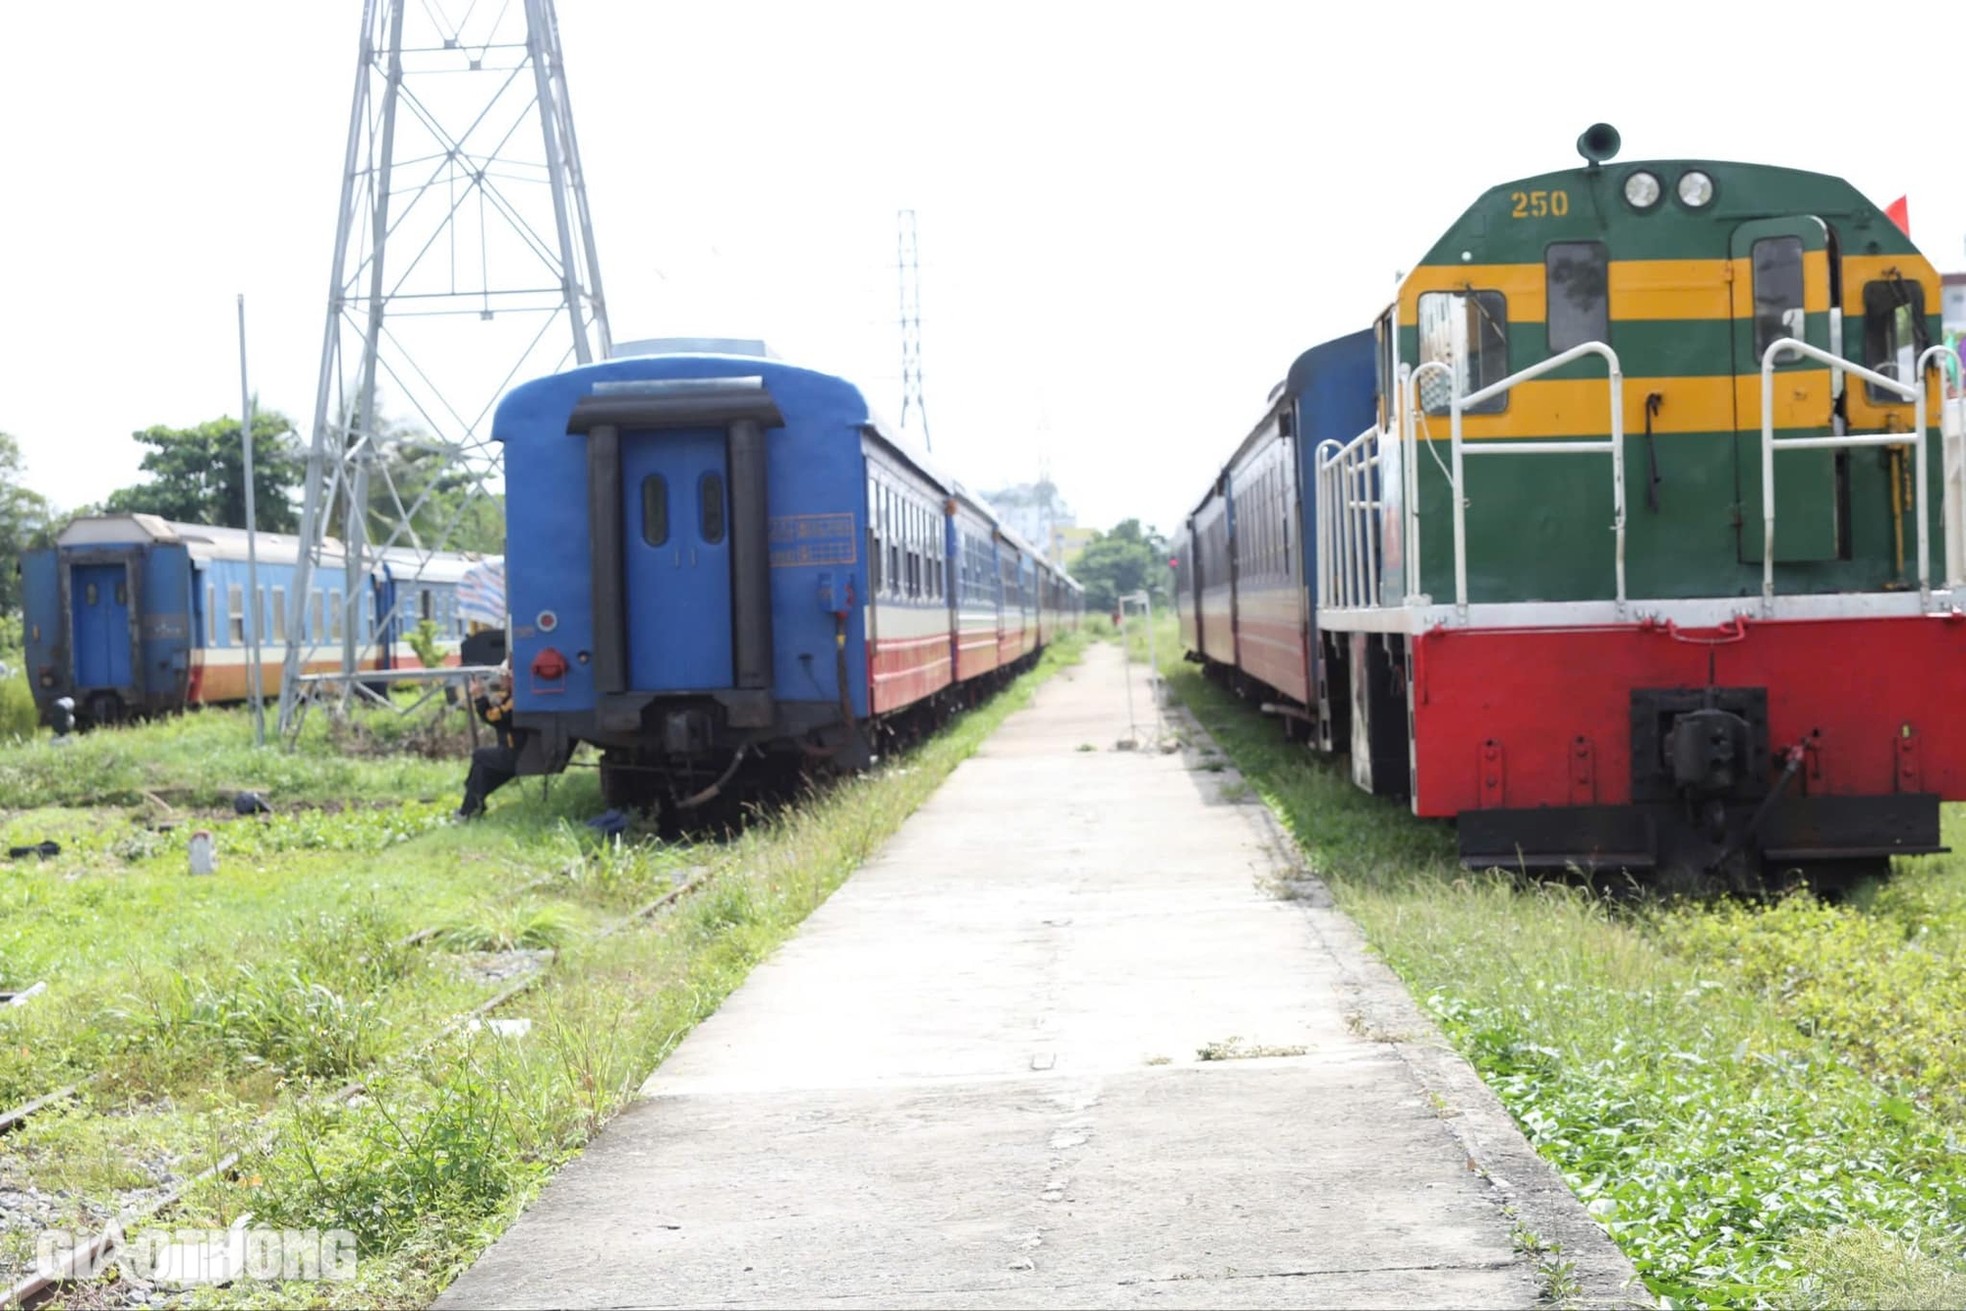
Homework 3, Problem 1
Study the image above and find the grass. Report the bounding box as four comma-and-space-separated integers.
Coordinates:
0, 633, 1086, 1307
1156, 655, 1966, 1309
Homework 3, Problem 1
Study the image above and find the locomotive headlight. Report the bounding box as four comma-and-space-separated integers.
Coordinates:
1623, 170, 1661, 210
1677, 170, 1715, 207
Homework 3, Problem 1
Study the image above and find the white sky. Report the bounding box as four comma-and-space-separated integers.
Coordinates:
4, 0, 1964, 539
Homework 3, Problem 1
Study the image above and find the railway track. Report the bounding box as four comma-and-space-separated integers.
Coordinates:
2, 861, 711, 1308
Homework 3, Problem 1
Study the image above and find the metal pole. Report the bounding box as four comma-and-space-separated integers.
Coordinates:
343, 0, 407, 714
1118, 596, 1137, 744
280, 0, 382, 740
238, 294, 265, 748
525, 0, 593, 366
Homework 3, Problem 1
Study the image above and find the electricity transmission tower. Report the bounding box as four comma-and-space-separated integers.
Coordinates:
277, 0, 610, 738
897, 208, 929, 451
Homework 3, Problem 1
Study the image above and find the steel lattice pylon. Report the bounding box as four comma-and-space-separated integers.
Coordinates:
897, 208, 929, 451
277, 0, 610, 739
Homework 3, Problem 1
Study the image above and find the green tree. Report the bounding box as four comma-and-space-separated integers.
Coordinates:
103, 409, 303, 532
0, 433, 53, 615
1071, 518, 1171, 614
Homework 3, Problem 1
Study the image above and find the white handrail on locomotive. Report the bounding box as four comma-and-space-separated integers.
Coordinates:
1401, 359, 1453, 604
1448, 341, 1627, 620
1314, 425, 1384, 610
1755, 339, 1964, 611
1316, 341, 1627, 620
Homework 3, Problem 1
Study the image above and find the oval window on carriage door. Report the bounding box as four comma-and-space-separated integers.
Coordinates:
641, 475, 670, 547
699, 472, 726, 545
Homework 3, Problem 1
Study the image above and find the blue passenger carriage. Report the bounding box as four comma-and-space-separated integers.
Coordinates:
21, 513, 485, 727
493, 343, 1080, 811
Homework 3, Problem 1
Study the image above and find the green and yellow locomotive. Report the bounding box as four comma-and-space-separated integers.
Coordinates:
1175, 125, 1964, 885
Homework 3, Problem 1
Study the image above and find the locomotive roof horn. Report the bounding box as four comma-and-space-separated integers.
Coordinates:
1577, 123, 1621, 169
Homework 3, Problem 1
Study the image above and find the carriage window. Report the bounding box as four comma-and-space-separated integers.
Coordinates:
85, 583, 98, 606
1546, 241, 1609, 354
1417, 290, 1509, 414
699, 473, 726, 544
868, 528, 881, 592
1862, 278, 1930, 404
1751, 236, 1805, 359
257, 587, 269, 642
273, 587, 287, 642
641, 475, 670, 547
329, 589, 344, 642
311, 591, 324, 641
115, 582, 128, 606
207, 584, 217, 645
419, 588, 432, 622
228, 584, 245, 643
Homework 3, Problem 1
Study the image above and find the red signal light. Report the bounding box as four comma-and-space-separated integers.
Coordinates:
531, 647, 568, 681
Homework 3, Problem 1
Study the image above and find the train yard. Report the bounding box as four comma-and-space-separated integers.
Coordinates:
0, 640, 1082, 1308
11, 624, 1966, 1306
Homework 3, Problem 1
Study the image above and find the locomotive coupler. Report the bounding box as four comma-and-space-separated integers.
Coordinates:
1666, 706, 1751, 797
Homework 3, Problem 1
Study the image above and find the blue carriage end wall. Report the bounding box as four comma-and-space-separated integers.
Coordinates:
1287, 328, 1379, 604
496, 353, 878, 719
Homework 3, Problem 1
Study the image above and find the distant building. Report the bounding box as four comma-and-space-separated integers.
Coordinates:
1051, 525, 1097, 567
981, 479, 1078, 563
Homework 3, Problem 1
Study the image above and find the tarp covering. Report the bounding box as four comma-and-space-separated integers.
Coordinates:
458, 557, 506, 628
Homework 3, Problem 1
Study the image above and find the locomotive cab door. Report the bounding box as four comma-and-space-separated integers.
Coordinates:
1731, 215, 1840, 563
621, 427, 734, 691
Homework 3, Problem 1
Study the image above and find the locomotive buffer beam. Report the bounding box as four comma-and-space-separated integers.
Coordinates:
1457, 686, 1945, 877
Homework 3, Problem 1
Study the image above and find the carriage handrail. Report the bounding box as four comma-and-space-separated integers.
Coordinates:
1315, 438, 1339, 611
1449, 342, 1626, 618
1757, 338, 1958, 608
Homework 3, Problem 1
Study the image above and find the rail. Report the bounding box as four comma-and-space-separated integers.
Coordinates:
1448, 342, 1627, 618
1400, 360, 1453, 603
1756, 339, 1963, 609
1318, 338, 1964, 623
1314, 425, 1386, 610
1317, 344, 1625, 618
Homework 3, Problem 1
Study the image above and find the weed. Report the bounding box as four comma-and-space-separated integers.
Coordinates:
1784, 1226, 1966, 1310
1538, 1256, 1582, 1306
1164, 662, 1966, 1307
438, 900, 579, 953
1194, 1036, 1307, 1061
0, 667, 37, 743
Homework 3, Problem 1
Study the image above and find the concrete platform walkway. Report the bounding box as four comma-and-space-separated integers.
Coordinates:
438, 644, 1643, 1310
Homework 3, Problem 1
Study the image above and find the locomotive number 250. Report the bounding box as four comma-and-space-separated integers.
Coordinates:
1510, 189, 1570, 218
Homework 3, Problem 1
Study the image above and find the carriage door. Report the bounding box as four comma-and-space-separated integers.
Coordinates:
622, 427, 734, 691
1732, 216, 1840, 562
71, 563, 131, 689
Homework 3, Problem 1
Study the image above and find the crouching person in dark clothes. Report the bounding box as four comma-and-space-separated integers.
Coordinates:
457, 671, 521, 820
